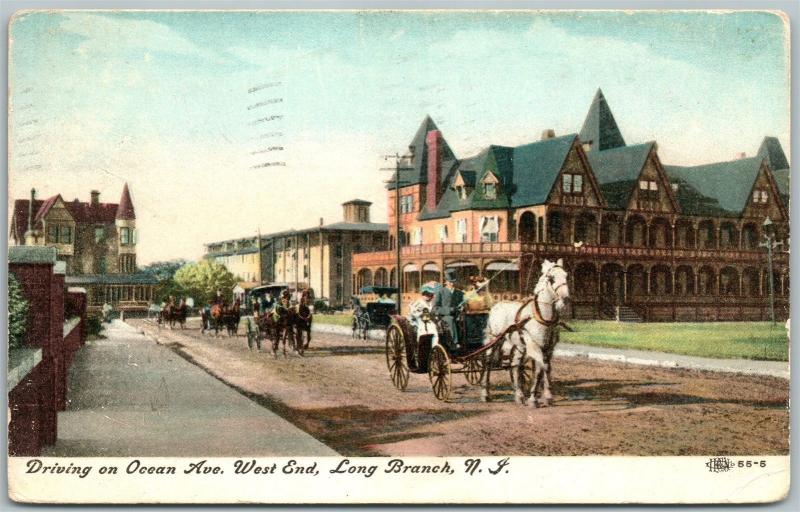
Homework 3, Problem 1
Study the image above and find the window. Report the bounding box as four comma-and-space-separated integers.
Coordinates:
47, 225, 58, 243
456, 219, 468, 242
753, 189, 769, 204
95, 226, 105, 243
120, 227, 130, 245
562, 174, 583, 195
400, 195, 413, 214
573, 174, 583, 193
562, 174, 573, 193
335, 262, 342, 276
334, 244, 343, 258
132, 229, 137, 245
484, 183, 497, 199
639, 180, 659, 201
413, 227, 423, 245
456, 186, 467, 200
480, 216, 500, 242
438, 225, 448, 242
671, 183, 679, 192
59, 226, 72, 244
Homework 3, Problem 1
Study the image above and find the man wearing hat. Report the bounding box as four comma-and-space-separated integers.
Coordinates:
434, 269, 464, 349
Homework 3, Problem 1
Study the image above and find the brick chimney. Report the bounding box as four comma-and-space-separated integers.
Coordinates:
541, 129, 556, 140
426, 130, 443, 210
738, 152, 747, 159
90, 190, 100, 206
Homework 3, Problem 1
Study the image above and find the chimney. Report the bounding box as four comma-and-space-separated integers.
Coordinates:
541, 129, 556, 140
91, 190, 100, 206
426, 130, 443, 210
738, 152, 747, 159
319, 217, 324, 227
27, 188, 35, 232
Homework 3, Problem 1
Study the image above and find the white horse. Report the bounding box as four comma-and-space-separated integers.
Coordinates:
479, 258, 571, 406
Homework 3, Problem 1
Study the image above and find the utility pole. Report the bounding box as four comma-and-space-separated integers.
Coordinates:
759, 217, 784, 324
381, 153, 413, 315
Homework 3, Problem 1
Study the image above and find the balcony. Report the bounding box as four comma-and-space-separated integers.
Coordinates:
352, 241, 788, 267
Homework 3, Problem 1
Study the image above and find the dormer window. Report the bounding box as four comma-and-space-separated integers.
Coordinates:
120, 227, 131, 245
639, 180, 659, 201
481, 171, 500, 199
456, 186, 467, 200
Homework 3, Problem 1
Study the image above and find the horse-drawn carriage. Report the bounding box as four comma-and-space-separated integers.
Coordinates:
385, 304, 533, 401
385, 258, 571, 404
352, 286, 398, 339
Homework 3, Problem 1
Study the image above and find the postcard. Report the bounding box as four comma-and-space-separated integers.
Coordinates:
6, 9, 790, 504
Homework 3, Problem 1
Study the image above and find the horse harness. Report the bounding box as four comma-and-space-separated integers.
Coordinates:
513, 265, 572, 331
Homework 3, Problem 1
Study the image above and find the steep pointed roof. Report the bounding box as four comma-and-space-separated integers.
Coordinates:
387, 116, 457, 190
116, 183, 136, 220
757, 136, 789, 171
579, 89, 626, 151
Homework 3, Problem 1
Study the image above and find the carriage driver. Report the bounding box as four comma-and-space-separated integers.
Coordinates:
434, 269, 464, 349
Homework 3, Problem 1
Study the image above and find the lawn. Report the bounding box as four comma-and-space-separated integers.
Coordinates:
315, 314, 789, 361
314, 313, 353, 327
560, 321, 789, 361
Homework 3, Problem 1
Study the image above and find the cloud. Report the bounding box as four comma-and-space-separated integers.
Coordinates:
59, 13, 228, 64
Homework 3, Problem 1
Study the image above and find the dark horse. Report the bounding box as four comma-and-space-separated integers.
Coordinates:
257, 302, 299, 358
159, 301, 187, 329
294, 291, 313, 351
207, 299, 241, 337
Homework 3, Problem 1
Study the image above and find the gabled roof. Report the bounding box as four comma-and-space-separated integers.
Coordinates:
757, 136, 789, 171
587, 142, 654, 209
387, 116, 457, 190
509, 134, 577, 207
579, 89, 626, 151
664, 157, 764, 215
773, 168, 790, 204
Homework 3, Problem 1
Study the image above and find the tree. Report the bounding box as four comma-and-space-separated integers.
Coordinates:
141, 259, 189, 282
8, 273, 29, 349
142, 259, 191, 303
173, 260, 236, 305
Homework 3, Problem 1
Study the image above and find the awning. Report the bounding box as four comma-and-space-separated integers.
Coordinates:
446, 261, 478, 268
403, 264, 419, 272
422, 263, 439, 272
486, 261, 519, 271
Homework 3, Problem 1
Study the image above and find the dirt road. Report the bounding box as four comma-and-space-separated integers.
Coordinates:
130, 318, 788, 456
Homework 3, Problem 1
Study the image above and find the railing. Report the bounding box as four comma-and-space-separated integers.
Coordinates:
352, 241, 788, 266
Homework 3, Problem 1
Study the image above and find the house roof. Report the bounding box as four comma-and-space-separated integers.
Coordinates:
509, 134, 577, 208
579, 89, 626, 151
418, 134, 577, 220
387, 116, 457, 190
664, 157, 764, 215
11, 186, 134, 240
758, 136, 789, 171
117, 183, 136, 220
65, 273, 159, 285
587, 142, 654, 209
9, 246, 58, 265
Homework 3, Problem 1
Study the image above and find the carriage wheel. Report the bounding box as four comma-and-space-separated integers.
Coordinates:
510, 358, 535, 397
385, 325, 409, 391
428, 344, 452, 401
464, 355, 485, 386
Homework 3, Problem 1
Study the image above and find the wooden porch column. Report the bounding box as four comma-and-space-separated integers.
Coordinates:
644, 270, 650, 295
671, 224, 676, 249
622, 271, 628, 303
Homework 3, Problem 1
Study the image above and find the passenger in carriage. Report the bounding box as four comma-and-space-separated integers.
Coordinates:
262, 292, 275, 313
464, 275, 493, 312
408, 287, 435, 333
434, 269, 463, 350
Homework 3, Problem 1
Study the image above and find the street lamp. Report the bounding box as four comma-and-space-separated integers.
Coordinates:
759, 217, 783, 324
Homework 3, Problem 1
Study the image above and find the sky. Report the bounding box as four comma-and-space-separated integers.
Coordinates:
8, 10, 790, 264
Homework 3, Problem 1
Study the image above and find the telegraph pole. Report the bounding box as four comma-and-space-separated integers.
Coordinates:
381, 153, 413, 315
759, 217, 784, 324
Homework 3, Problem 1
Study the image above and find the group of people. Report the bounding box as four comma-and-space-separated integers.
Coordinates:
408, 269, 493, 350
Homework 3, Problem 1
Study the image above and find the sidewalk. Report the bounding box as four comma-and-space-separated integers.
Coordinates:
312, 323, 789, 380
43, 320, 337, 456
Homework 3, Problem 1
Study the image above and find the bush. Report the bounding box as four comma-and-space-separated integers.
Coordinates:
86, 316, 104, 339
313, 300, 331, 313
8, 273, 29, 349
